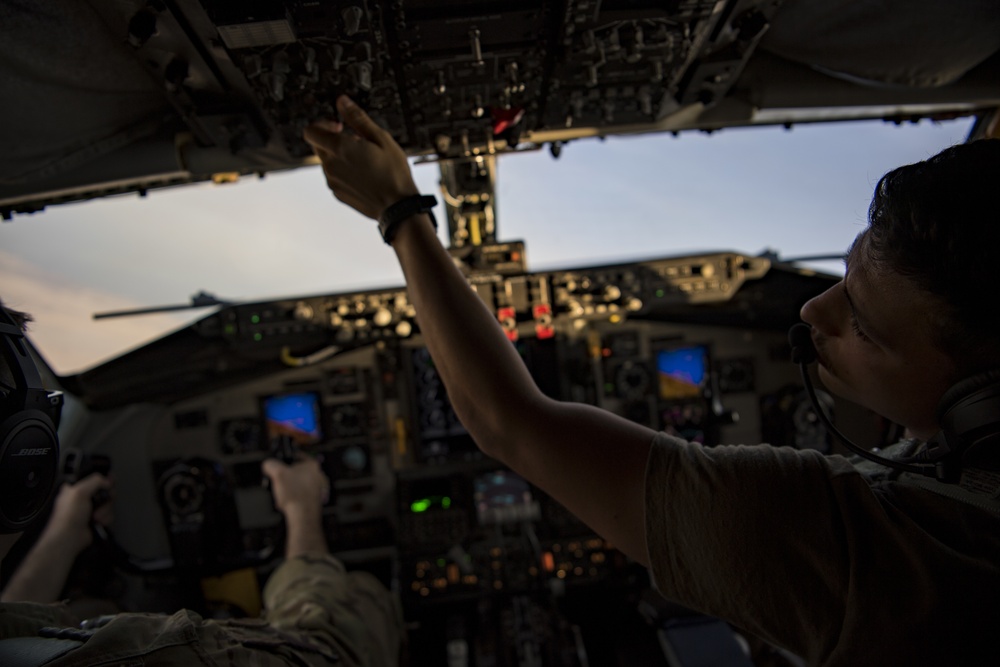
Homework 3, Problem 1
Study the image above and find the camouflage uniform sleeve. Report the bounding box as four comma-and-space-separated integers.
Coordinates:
263, 552, 403, 667
2, 556, 402, 667
0, 602, 81, 639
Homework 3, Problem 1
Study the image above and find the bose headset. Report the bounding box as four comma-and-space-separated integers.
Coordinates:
789, 323, 1000, 483
0, 305, 62, 534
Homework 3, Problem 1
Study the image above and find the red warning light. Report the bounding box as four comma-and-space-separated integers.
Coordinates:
497, 307, 518, 342
492, 107, 525, 135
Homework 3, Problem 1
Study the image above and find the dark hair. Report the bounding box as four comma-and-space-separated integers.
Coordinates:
865, 138, 1000, 374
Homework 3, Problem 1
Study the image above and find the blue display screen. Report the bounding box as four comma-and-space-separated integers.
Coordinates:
656, 346, 708, 399
263, 392, 323, 445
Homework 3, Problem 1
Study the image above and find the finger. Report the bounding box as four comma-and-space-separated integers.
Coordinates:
303, 121, 339, 142
304, 118, 358, 150
337, 96, 384, 146
293, 455, 321, 471
313, 118, 343, 133
303, 124, 343, 154
311, 143, 332, 162
261, 458, 287, 479
75, 473, 111, 495
51, 482, 71, 505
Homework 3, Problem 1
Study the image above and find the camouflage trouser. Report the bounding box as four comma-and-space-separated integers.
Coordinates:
0, 552, 403, 666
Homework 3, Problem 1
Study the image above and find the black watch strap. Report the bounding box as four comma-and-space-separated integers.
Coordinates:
378, 194, 438, 245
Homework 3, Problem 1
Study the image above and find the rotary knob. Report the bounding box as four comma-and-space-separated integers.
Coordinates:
374, 307, 393, 327
294, 301, 314, 320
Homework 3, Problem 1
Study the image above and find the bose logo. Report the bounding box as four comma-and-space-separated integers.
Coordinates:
14, 448, 51, 457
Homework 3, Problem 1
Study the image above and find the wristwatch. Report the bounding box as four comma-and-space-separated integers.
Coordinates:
378, 194, 438, 245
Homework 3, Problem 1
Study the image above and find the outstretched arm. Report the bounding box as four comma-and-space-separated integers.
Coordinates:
1, 473, 113, 603
304, 97, 657, 565
262, 456, 330, 559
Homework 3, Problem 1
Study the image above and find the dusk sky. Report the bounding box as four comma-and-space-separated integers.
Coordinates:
1, 116, 974, 374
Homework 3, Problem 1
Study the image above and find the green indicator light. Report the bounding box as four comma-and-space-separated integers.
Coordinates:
253, 332, 263, 342
251, 314, 261, 324
224, 324, 235, 335
436, 558, 446, 568
441, 496, 452, 509
655, 289, 665, 298
410, 499, 430, 513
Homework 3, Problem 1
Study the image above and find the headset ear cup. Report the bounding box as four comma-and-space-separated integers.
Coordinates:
936, 369, 1000, 471
0, 410, 59, 534
937, 369, 1000, 420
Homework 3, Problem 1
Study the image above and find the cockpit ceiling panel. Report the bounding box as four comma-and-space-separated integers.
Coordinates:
1, 0, 998, 216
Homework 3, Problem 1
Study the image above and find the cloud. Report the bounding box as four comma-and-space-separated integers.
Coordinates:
0, 249, 196, 374
3, 168, 410, 305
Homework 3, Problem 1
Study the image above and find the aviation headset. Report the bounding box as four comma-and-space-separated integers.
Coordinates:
790, 323, 1000, 482
0, 305, 62, 534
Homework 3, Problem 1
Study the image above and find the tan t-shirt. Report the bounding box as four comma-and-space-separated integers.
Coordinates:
644, 432, 1000, 666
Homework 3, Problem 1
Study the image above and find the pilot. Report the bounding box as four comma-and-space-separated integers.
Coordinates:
0, 301, 402, 665
303, 96, 1000, 666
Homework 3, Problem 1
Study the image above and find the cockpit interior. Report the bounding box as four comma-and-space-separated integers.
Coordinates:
2, 1, 999, 664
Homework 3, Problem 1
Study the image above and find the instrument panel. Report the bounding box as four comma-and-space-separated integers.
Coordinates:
7, 0, 995, 217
